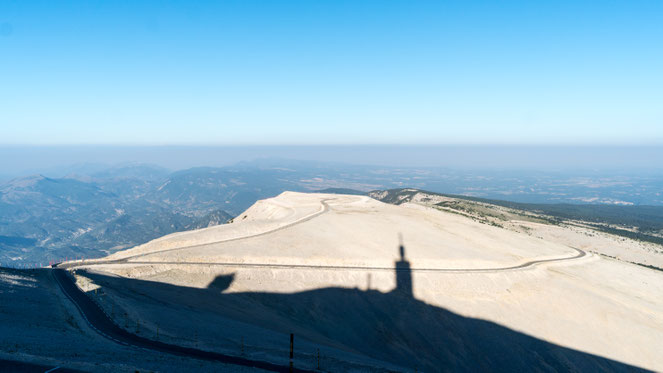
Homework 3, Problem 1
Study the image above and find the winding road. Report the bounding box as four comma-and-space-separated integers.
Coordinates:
69, 246, 586, 273
52, 196, 589, 371
60, 197, 587, 273
59, 199, 332, 269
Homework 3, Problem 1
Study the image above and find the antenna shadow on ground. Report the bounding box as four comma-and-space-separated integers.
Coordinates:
82, 241, 648, 372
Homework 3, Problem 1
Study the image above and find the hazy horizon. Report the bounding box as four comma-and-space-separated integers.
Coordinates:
1, 145, 663, 179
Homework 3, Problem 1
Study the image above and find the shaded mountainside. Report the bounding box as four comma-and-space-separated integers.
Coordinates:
82, 269, 647, 373
0, 268, 253, 372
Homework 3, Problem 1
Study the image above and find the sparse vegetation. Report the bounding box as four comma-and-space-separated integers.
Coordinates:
371, 188, 663, 246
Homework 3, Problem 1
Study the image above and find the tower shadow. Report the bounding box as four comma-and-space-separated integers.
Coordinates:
394, 233, 413, 297
79, 241, 652, 372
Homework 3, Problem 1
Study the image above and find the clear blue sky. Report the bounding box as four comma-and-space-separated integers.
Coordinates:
1, 1, 662, 145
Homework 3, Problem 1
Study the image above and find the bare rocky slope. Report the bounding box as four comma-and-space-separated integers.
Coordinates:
369, 188, 663, 270
61, 192, 662, 371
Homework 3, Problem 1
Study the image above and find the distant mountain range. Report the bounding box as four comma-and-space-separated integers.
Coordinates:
0, 169, 235, 267
2, 160, 663, 267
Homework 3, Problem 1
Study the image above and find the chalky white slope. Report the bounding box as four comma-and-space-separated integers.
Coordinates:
84, 192, 663, 370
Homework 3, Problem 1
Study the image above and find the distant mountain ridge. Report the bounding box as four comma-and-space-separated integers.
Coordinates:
3, 161, 663, 267
0, 166, 234, 267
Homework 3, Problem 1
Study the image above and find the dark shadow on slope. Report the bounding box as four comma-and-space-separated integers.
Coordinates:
208, 273, 234, 292
81, 245, 652, 373
0, 359, 85, 373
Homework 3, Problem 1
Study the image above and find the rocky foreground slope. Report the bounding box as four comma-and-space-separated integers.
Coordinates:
62, 192, 663, 371
0, 267, 260, 372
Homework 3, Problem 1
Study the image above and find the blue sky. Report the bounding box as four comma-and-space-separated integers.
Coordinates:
1, 1, 662, 145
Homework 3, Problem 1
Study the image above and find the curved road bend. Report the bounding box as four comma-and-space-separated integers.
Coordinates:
60, 199, 332, 270
52, 193, 585, 370
52, 269, 313, 373
62, 196, 586, 274
74, 247, 587, 274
